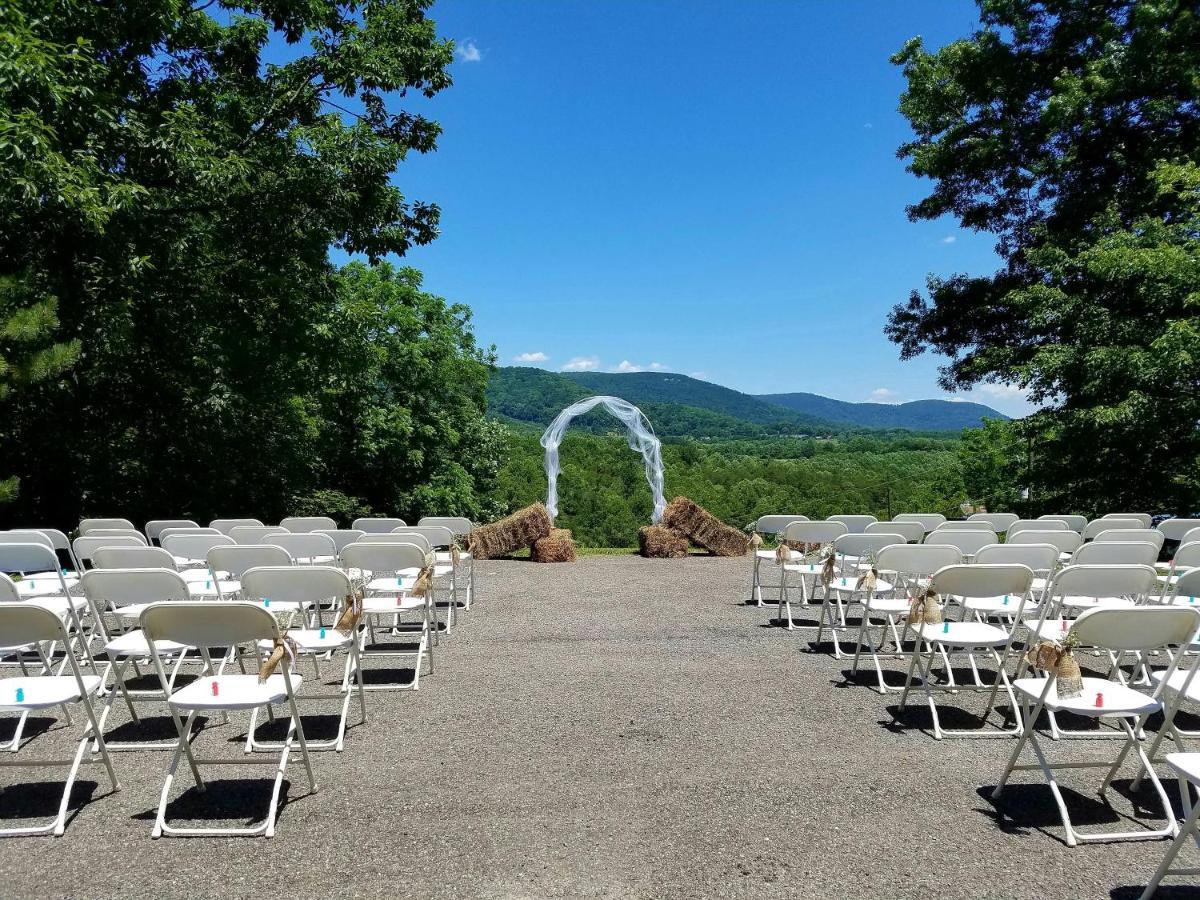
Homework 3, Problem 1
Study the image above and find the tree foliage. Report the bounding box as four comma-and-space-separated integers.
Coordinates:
887, 0, 1200, 514
0, 0, 501, 527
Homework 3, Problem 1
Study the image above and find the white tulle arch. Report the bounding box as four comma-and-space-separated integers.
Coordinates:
541, 395, 666, 523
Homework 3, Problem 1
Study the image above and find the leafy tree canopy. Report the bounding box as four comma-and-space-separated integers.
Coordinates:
887, 0, 1200, 513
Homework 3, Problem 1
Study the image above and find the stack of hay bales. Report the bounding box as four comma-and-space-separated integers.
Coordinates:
467, 503, 576, 563
638, 497, 749, 558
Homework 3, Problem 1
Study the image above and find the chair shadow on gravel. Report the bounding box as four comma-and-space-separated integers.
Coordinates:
881, 700, 1021, 735
1111, 885, 1200, 898
0, 714, 55, 745
105, 714, 210, 744
132, 777, 305, 827
248, 712, 345, 744
0, 779, 101, 830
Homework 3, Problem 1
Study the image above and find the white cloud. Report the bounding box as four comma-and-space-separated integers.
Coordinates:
614, 360, 641, 373
690, 371, 707, 380
941, 235, 957, 244
456, 40, 482, 62
648, 362, 667, 371
868, 387, 900, 403
863, 122, 873, 129
978, 382, 1025, 398
561, 356, 600, 372
513, 351, 548, 363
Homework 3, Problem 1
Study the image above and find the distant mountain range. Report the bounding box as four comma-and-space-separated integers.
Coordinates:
487, 367, 1007, 437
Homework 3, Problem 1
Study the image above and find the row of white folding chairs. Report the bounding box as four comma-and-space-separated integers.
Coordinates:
74, 514, 474, 542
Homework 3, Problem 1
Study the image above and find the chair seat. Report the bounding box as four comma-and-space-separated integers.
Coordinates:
1168, 592, 1200, 606
1013, 675, 1159, 716
0, 675, 102, 711
435, 550, 471, 563
256, 629, 352, 653
781, 562, 827, 575
16, 575, 79, 597
293, 555, 337, 565
827, 576, 895, 594
1024, 617, 1075, 641
1059, 595, 1136, 610
169, 673, 300, 711
361, 595, 425, 613
862, 596, 912, 614
187, 579, 240, 597
1166, 752, 1200, 785
26, 595, 88, 618
1150, 668, 1200, 703
964, 595, 1035, 615
366, 576, 415, 592
104, 630, 189, 657
914, 620, 1010, 647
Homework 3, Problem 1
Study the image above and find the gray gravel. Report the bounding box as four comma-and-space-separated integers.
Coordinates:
0, 555, 1193, 898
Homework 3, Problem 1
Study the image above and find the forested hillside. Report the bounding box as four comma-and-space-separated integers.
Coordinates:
758, 392, 1006, 430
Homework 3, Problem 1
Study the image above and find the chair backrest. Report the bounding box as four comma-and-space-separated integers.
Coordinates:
1071, 605, 1200, 652
827, 515, 877, 534
973, 543, 1059, 573
1174, 543, 1200, 570
833, 533, 907, 559
209, 518, 264, 535
781, 521, 848, 544
967, 512, 1019, 532
240, 566, 351, 606
267, 533, 336, 561
875, 544, 964, 578
0, 599, 69, 647
341, 542, 429, 574
752, 515, 809, 534
893, 513, 946, 534
230, 525, 288, 545
932, 520, 996, 531
418, 516, 474, 536
391, 525, 454, 548
1093, 528, 1165, 550
78, 517, 135, 534
1070, 541, 1160, 567
1048, 564, 1158, 602
73, 534, 146, 564
145, 519, 200, 543
1158, 518, 1200, 542
161, 533, 235, 561
82, 568, 190, 609
924, 530, 996, 555
315, 530, 365, 554
929, 563, 1034, 599
1039, 513, 1087, 533
279, 516, 337, 533
0, 530, 54, 550
1101, 512, 1153, 528
0, 542, 62, 575
207, 544, 293, 578
1183, 528, 1200, 548
141, 601, 279, 648
1173, 568, 1200, 603
360, 532, 433, 553
15, 527, 71, 553
866, 521, 924, 543
84, 528, 148, 544
1005, 529, 1083, 554
1083, 517, 1144, 540
92, 546, 177, 570
1008, 518, 1066, 536
159, 527, 222, 544
352, 517, 408, 533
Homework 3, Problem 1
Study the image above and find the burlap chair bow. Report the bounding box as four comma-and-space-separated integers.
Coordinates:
855, 565, 878, 594
335, 590, 363, 636
820, 547, 836, 589
410, 564, 434, 598
750, 533, 764, 551
774, 542, 791, 566
258, 634, 301, 683
1023, 631, 1084, 699
907, 587, 943, 625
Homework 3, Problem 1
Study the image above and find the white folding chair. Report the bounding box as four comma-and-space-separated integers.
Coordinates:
896, 564, 1034, 739
90, 544, 216, 598
814, 533, 905, 658
775, 521, 847, 631
0, 601, 118, 836
1159, 518, 1200, 546
1041, 513, 1087, 533
0, 532, 78, 595
392, 527, 458, 629
1103, 512, 1154, 528
81, 569, 197, 751
1137, 752, 1200, 898
1160, 543, 1200, 601
158, 527, 222, 547
145, 520, 199, 545
352, 517, 408, 534
420, 516, 479, 607
267, 533, 337, 567
339, 542, 434, 692
926, 529, 997, 559
78, 518, 135, 535
140, 601, 316, 838
849, 544, 966, 694
162, 533, 235, 569
238, 566, 365, 752
204, 545, 300, 613
14, 528, 81, 575
73, 535, 146, 570
933, 520, 997, 532
83, 528, 148, 545
230, 525, 287, 545
315, 529, 365, 557
209, 518, 264, 535
0, 543, 99, 646
968, 512, 1019, 532
827, 514, 877, 534
1083, 517, 1144, 541
866, 520, 924, 543
1008, 518, 1067, 537
747, 515, 808, 605
279, 516, 337, 533
1095, 529, 1165, 552
993, 606, 1200, 846
969, 543, 1059, 621
893, 513, 946, 535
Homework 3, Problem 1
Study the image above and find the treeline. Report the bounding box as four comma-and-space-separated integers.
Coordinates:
487, 426, 966, 547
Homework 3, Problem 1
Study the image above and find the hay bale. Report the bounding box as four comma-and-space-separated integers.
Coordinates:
530, 528, 576, 563
467, 503, 553, 560
639, 525, 689, 558
661, 496, 750, 558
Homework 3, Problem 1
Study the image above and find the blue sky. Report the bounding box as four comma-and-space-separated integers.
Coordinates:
353, 1, 1030, 416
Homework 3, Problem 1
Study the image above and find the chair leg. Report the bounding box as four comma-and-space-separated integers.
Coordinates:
1139, 797, 1200, 900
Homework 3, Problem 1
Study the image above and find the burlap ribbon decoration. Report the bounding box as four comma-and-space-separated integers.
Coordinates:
411, 564, 435, 599
258, 634, 300, 682
451, 542, 462, 566
750, 533, 764, 551
774, 542, 791, 566
335, 590, 363, 635
821, 549, 836, 589
907, 587, 943, 625
856, 565, 878, 595
1023, 634, 1083, 699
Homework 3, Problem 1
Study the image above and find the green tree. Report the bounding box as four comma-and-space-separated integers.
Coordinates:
0, 0, 478, 525
887, 1, 1200, 514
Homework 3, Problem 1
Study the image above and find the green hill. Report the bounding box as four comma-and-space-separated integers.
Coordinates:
757, 392, 1007, 430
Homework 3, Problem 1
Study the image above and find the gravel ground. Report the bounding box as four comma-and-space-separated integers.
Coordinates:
0, 554, 1196, 898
